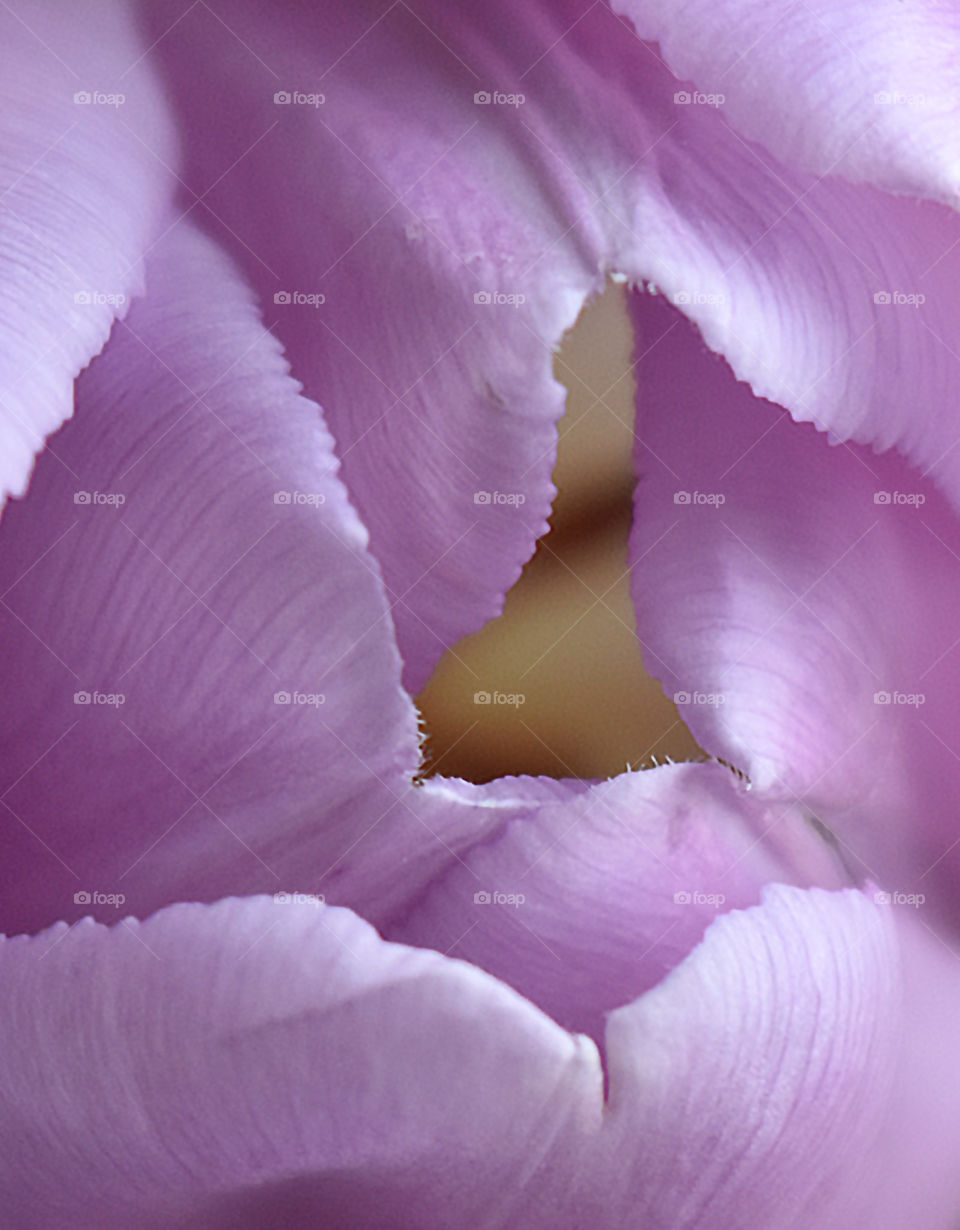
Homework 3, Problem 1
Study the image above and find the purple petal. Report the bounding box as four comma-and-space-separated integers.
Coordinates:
0, 218, 425, 934
597, 885, 898, 1227
858, 908, 960, 1227
629, 289, 960, 924
615, 0, 960, 200
0, 886, 913, 1227
624, 109, 960, 509
137, 0, 647, 688
0, 0, 175, 508
0, 895, 602, 1228
393, 762, 847, 1041
134, 0, 960, 686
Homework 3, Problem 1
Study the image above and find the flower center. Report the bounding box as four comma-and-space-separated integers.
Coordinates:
417, 281, 703, 781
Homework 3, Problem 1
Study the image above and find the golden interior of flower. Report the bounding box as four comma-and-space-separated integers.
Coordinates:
416, 281, 703, 781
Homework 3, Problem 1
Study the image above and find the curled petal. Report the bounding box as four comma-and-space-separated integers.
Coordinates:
133, 0, 960, 690
0, 0, 175, 508
629, 290, 960, 924
0, 886, 912, 1227
0, 896, 601, 1228
393, 762, 846, 1041
0, 219, 424, 935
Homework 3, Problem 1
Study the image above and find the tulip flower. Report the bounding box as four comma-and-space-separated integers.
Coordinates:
3, 1, 960, 1226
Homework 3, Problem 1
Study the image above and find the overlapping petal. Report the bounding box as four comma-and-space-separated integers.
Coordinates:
135, 0, 652, 687
131, 0, 960, 692
1, 7, 956, 1224
629, 290, 960, 924
0, 218, 424, 935
595, 885, 898, 1228
0, 0, 175, 507
0, 886, 909, 1228
393, 762, 846, 1041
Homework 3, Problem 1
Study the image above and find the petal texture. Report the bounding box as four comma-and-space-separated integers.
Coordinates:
0, 0, 175, 507
615, 0, 960, 200
134, 0, 960, 691
0, 895, 601, 1228
596, 885, 898, 1228
393, 762, 847, 1041
136, 0, 649, 687
629, 290, 960, 925
0, 218, 424, 935
0, 886, 908, 1228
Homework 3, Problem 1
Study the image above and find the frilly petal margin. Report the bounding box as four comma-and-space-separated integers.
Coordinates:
0, 217, 425, 936
135, 0, 642, 690
134, 0, 960, 689
0, 0, 176, 508
0, 885, 926, 1228
629, 290, 960, 928
615, 0, 960, 202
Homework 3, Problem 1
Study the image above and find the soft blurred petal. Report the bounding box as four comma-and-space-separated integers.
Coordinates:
615, 0, 960, 200
854, 909, 960, 1228
0, 0, 175, 508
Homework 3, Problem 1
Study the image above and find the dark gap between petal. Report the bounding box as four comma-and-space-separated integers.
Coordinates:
416, 281, 704, 781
